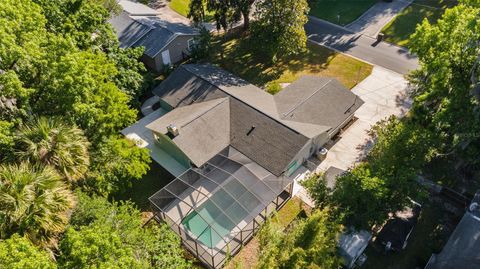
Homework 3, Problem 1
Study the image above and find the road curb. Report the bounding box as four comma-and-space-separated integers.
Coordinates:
307, 15, 355, 34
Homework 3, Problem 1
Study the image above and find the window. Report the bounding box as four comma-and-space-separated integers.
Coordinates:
187, 38, 197, 51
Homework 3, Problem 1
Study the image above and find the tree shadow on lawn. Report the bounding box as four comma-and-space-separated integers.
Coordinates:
210, 33, 336, 88
112, 161, 175, 211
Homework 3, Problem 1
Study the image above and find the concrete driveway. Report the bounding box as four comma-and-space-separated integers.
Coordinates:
316, 66, 411, 171
346, 0, 413, 37
293, 67, 411, 205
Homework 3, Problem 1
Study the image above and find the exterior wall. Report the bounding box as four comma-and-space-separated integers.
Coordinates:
328, 114, 355, 138
140, 54, 157, 72
285, 140, 314, 176
284, 131, 330, 176
153, 131, 192, 168
159, 98, 174, 112
152, 35, 198, 72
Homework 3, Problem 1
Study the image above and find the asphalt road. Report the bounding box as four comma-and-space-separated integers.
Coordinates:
305, 17, 419, 75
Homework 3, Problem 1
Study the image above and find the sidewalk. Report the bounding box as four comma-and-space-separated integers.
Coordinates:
346, 0, 413, 38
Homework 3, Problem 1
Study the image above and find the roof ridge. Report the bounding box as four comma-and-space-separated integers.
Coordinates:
179, 97, 229, 128
181, 64, 306, 136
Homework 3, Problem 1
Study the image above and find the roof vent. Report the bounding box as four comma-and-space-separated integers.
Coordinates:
167, 124, 179, 137
247, 125, 256, 136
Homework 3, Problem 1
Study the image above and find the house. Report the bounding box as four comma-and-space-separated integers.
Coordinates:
122, 64, 364, 268
339, 229, 372, 268
425, 192, 480, 269
376, 202, 422, 252
109, 1, 199, 72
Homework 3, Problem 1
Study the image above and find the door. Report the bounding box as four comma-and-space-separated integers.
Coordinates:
161, 50, 171, 65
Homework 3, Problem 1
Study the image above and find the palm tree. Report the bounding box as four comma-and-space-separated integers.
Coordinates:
16, 117, 90, 183
0, 163, 75, 247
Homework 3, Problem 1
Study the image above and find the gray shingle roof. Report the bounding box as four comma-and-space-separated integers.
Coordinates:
109, 12, 152, 48
146, 98, 230, 167
229, 98, 309, 176
109, 10, 198, 56
426, 193, 480, 269
151, 64, 363, 176
119, 0, 159, 16
275, 76, 364, 135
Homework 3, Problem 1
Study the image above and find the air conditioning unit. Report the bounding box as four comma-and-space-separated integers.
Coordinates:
316, 147, 328, 161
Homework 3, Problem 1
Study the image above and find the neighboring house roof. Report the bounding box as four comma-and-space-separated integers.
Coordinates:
275, 76, 364, 135
109, 4, 198, 56
146, 98, 230, 167
109, 12, 153, 48
133, 16, 199, 57
376, 204, 422, 251
119, 0, 159, 16
151, 64, 363, 176
338, 230, 372, 268
425, 193, 480, 269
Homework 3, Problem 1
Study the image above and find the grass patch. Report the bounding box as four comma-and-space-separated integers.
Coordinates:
363, 201, 454, 269
113, 161, 175, 211
169, 0, 215, 21
209, 33, 372, 92
381, 0, 457, 47
169, 0, 190, 17
308, 0, 377, 26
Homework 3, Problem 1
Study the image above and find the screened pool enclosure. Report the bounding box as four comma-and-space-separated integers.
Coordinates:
149, 147, 293, 268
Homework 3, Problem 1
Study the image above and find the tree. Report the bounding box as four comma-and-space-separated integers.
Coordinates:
300, 173, 331, 209
32, 50, 137, 142
305, 117, 433, 229
409, 3, 480, 167
84, 136, 151, 196
0, 234, 56, 269
257, 208, 342, 269
1, 0, 140, 143
16, 117, 90, 183
0, 121, 15, 161
0, 163, 75, 247
331, 163, 388, 229
59, 193, 191, 269
190, 27, 213, 61
251, 0, 309, 60
188, 0, 255, 30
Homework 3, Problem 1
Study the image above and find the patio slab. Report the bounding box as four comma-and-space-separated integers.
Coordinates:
121, 109, 190, 177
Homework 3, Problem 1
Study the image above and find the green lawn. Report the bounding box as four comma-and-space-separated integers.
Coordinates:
210, 33, 372, 94
381, 0, 457, 47
169, 0, 214, 21
363, 202, 453, 269
309, 0, 377, 26
169, 0, 190, 17
113, 161, 175, 211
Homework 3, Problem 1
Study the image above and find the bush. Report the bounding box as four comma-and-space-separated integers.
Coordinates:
0, 234, 56, 269
266, 82, 282, 94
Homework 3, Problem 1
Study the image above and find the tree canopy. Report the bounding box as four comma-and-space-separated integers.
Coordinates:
257, 208, 342, 269
0, 163, 75, 247
251, 0, 309, 60
189, 0, 255, 30
409, 2, 480, 167
16, 117, 90, 183
0, 234, 56, 269
59, 193, 191, 269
